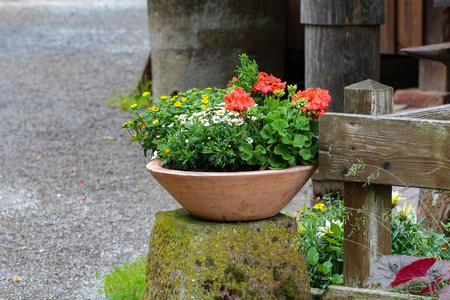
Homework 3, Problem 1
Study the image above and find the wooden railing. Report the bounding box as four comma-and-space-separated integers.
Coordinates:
318, 79, 450, 287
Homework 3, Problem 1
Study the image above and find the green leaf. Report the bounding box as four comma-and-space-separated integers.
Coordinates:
239, 143, 253, 160
298, 148, 312, 160
306, 247, 320, 266
294, 116, 310, 130
271, 119, 289, 136
268, 153, 285, 168
281, 134, 292, 145
293, 134, 308, 148
330, 222, 341, 235
260, 124, 274, 140
316, 263, 328, 275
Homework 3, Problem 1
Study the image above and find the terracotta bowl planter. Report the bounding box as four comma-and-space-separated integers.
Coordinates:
147, 160, 318, 222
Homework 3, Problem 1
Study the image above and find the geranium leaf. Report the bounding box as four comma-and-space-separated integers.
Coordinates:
293, 134, 307, 148
271, 119, 289, 136
390, 257, 436, 287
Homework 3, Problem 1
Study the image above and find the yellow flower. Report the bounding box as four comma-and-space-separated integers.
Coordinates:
442, 246, 448, 250
313, 203, 326, 212
298, 223, 307, 236
160, 95, 168, 100
152, 106, 159, 112
201, 99, 209, 104
310, 214, 315, 218
292, 214, 297, 219
205, 87, 212, 90
165, 149, 171, 154
299, 210, 304, 214
129, 104, 137, 109
392, 191, 406, 208
397, 203, 414, 222
122, 122, 127, 128
152, 120, 159, 125
142, 91, 150, 97
128, 121, 133, 125
201, 104, 206, 109
174, 101, 181, 107
181, 97, 187, 102
317, 196, 321, 201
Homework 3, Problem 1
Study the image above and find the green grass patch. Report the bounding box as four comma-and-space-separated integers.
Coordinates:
100, 256, 147, 300
107, 80, 152, 110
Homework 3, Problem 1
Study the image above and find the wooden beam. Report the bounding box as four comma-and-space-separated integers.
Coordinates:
380, 0, 396, 54
319, 113, 450, 190
387, 104, 450, 120
335, 80, 393, 288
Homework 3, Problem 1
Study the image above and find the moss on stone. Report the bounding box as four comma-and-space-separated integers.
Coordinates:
142, 209, 311, 300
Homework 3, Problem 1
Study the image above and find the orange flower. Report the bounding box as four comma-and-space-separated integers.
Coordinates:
253, 72, 286, 94
292, 87, 331, 119
223, 87, 255, 112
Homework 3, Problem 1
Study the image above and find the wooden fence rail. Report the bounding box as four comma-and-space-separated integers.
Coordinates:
318, 79, 450, 287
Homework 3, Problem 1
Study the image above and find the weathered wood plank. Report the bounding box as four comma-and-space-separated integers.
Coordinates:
304, 26, 380, 112
322, 285, 431, 300
387, 104, 450, 120
380, 0, 397, 54
397, 0, 423, 50
301, 0, 384, 25
340, 80, 392, 288
319, 113, 450, 190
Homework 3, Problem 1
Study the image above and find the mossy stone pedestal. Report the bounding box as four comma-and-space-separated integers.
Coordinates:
142, 209, 311, 300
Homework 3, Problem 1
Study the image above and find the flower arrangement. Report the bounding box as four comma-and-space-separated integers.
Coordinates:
123, 54, 331, 171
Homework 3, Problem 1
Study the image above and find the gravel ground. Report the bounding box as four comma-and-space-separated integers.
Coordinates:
0, 1, 312, 299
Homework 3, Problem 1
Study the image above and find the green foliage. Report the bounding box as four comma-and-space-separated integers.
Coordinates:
391, 215, 450, 260
124, 54, 328, 171
100, 257, 147, 300
233, 54, 259, 95
291, 193, 450, 289
107, 79, 152, 110
292, 194, 344, 289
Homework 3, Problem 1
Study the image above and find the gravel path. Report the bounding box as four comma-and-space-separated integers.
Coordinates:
0, 1, 311, 299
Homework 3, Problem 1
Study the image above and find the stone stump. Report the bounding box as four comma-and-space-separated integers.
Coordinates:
142, 209, 311, 300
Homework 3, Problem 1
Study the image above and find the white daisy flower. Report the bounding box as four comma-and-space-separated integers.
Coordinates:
212, 116, 221, 123
168, 123, 174, 128
235, 119, 244, 126
203, 122, 210, 127
185, 139, 189, 143
151, 151, 158, 160
246, 137, 253, 144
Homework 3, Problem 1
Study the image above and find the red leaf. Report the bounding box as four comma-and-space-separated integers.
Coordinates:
419, 284, 436, 295
390, 258, 437, 287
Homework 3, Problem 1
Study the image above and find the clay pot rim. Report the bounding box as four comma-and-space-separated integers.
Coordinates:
147, 159, 318, 178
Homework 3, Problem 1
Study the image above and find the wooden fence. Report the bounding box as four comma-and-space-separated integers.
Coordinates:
318, 79, 450, 288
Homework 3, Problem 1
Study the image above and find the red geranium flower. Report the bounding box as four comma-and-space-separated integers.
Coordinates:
253, 72, 286, 94
292, 87, 331, 119
223, 87, 255, 112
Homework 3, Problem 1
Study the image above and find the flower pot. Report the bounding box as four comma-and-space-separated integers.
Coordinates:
147, 160, 318, 222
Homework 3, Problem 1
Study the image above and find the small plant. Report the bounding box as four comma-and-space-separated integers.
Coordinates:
123, 54, 331, 171
100, 257, 147, 300
291, 191, 450, 290
366, 255, 450, 299
291, 194, 345, 288
108, 79, 152, 110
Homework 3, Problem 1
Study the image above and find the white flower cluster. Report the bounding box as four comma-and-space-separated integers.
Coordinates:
173, 104, 259, 127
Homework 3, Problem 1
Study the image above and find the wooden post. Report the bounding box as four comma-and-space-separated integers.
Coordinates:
343, 80, 393, 287
301, 0, 384, 113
